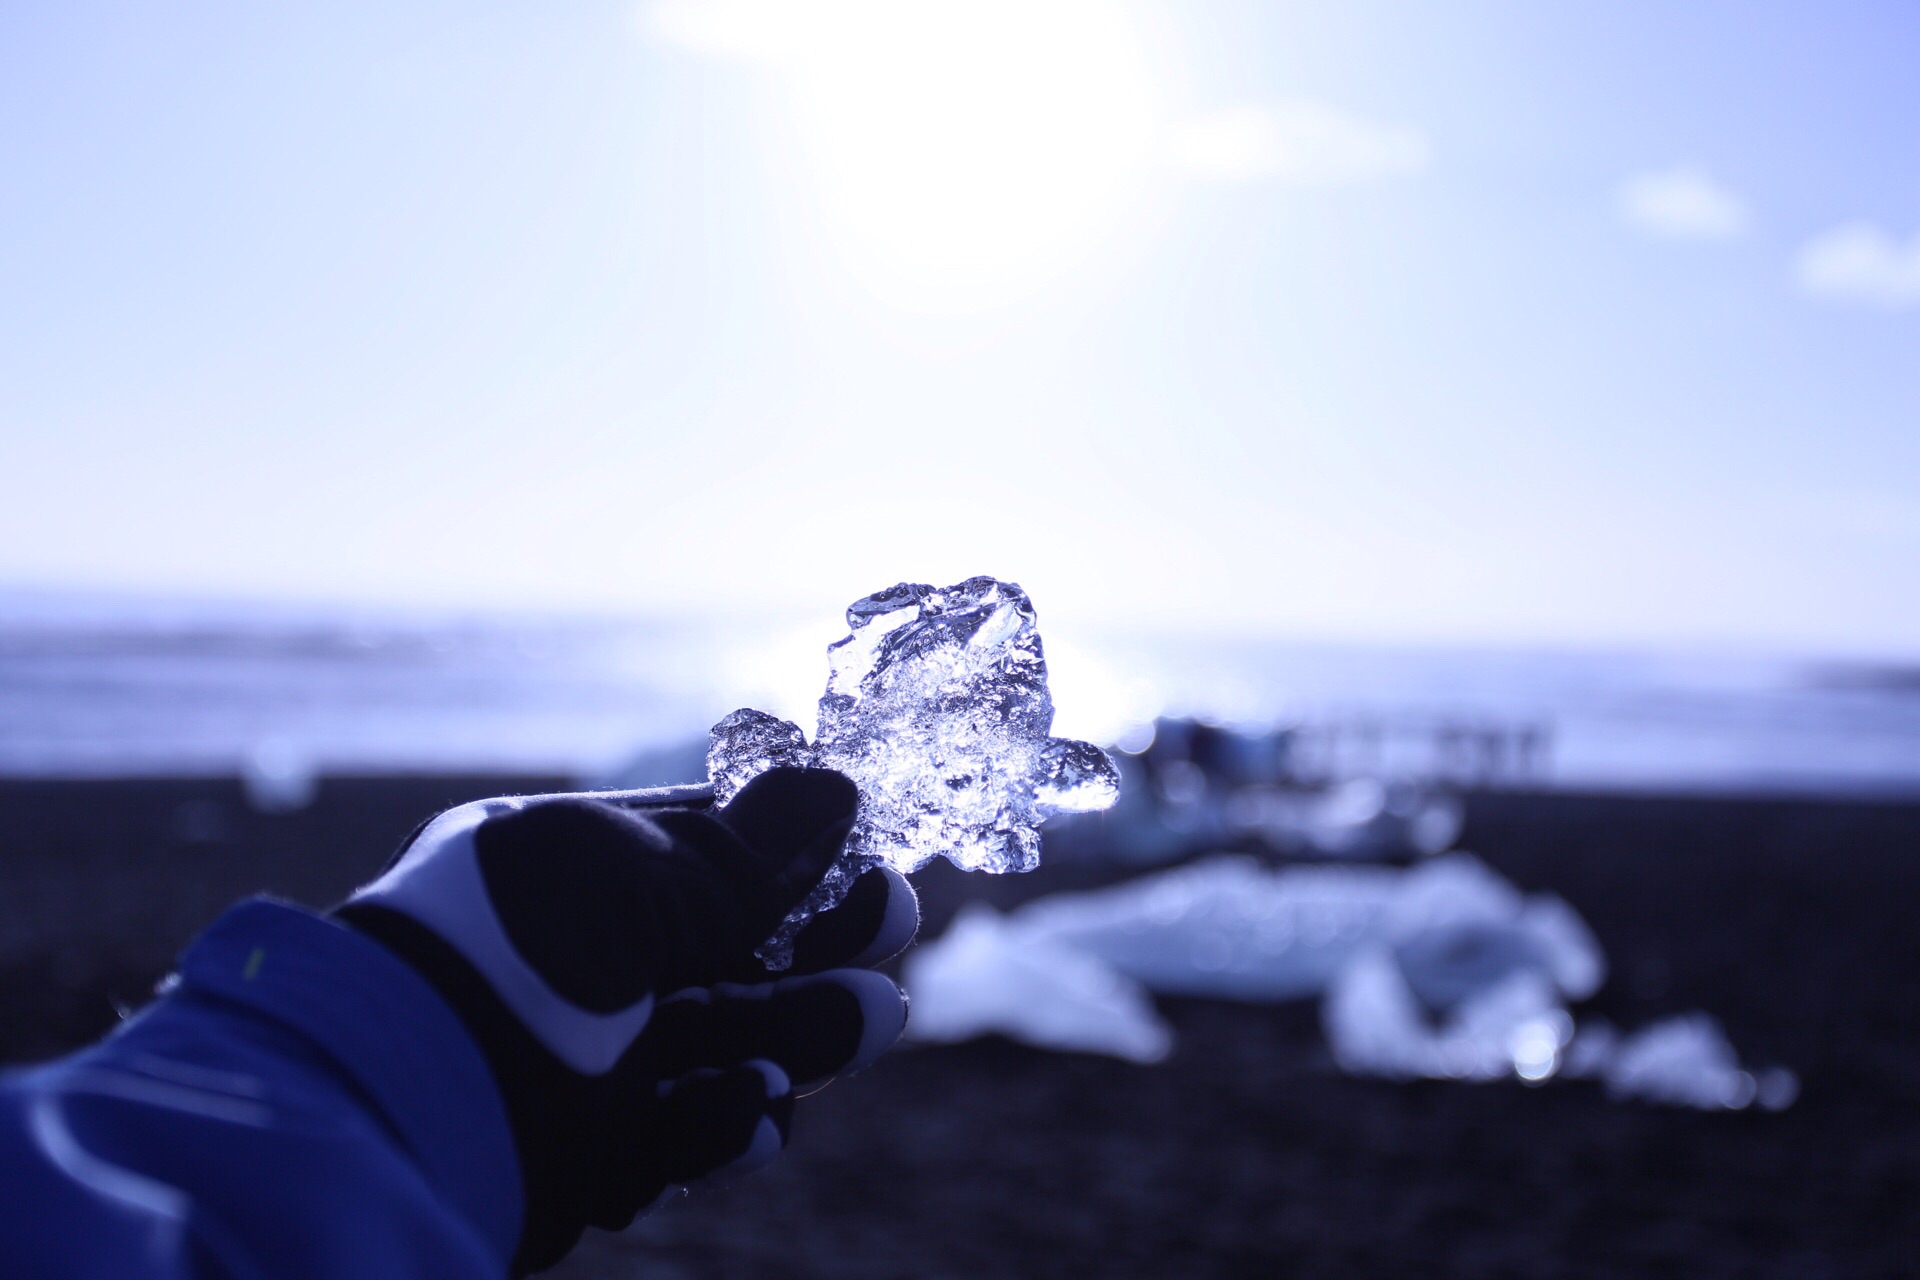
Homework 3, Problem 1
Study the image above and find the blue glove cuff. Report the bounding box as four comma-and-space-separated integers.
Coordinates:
178, 898, 523, 1264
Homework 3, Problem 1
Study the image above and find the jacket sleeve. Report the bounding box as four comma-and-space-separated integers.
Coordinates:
0, 899, 524, 1280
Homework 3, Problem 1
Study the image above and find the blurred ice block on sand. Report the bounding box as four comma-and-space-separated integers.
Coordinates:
1323, 948, 1575, 1082
903, 905, 1171, 1064
906, 852, 1792, 1107
1013, 856, 1404, 1001
1016, 852, 1599, 1006
1599, 1013, 1799, 1111
909, 853, 1592, 1058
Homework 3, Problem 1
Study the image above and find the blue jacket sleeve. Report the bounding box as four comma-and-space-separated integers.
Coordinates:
0, 899, 524, 1279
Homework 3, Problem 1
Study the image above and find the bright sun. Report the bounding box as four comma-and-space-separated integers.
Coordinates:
650, 0, 1164, 312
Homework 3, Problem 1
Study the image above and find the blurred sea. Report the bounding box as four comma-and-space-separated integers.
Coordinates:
2, 590, 1917, 798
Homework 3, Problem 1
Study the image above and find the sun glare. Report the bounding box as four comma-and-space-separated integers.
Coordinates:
651, 0, 1164, 312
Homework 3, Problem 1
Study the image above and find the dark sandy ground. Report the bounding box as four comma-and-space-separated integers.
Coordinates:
2, 778, 1916, 1277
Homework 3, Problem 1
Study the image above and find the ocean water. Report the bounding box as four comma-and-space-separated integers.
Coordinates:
1, 592, 1917, 798
1090, 635, 1920, 799
0, 594, 720, 779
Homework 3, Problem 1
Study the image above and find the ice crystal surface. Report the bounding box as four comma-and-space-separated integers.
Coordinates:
708, 576, 1120, 966
706, 708, 811, 802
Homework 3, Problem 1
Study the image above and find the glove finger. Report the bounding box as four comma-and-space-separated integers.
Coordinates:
589, 1061, 793, 1231
731, 864, 920, 981
468, 769, 856, 1003
666, 1060, 796, 1185
641, 969, 909, 1090
651, 767, 859, 938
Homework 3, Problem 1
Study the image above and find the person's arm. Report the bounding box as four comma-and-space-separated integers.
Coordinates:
0, 899, 521, 1279
0, 768, 916, 1279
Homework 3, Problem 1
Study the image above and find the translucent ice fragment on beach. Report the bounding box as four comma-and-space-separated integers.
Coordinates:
903, 904, 1172, 1064
1600, 1013, 1799, 1111
902, 853, 1605, 1070
708, 577, 1121, 966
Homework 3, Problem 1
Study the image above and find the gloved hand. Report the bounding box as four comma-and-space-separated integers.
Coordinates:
332, 766, 916, 1276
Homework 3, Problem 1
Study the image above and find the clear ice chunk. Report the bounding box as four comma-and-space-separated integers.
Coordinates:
705, 708, 811, 802
707, 576, 1121, 967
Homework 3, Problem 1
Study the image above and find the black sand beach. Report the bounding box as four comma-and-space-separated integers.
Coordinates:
3, 778, 1916, 1277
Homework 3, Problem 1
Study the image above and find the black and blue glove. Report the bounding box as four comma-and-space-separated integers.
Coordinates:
333, 767, 916, 1276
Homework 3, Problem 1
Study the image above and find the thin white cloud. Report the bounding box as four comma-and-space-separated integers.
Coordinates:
1794, 222, 1920, 310
1169, 102, 1432, 187
1614, 166, 1749, 240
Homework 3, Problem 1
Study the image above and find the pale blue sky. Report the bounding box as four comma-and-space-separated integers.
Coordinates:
2, 1, 1915, 655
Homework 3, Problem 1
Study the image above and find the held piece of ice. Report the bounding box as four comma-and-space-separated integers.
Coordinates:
815, 577, 1120, 874
706, 708, 811, 803
707, 577, 1121, 967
